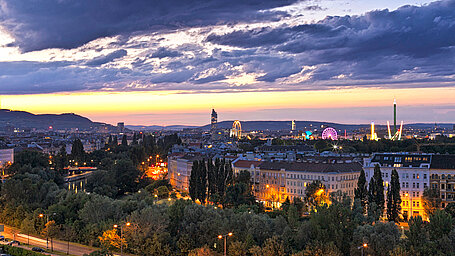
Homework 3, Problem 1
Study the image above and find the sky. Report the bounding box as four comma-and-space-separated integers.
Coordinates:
1, 0, 454, 126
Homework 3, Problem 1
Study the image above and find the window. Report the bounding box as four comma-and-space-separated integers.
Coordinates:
413, 174, 416, 179
424, 183, 427, 188
413, 183, 416, 188
417, 183, 419, 189
442, 184, 446, 189
413, 201, 416, 207
424, 174, 427, 179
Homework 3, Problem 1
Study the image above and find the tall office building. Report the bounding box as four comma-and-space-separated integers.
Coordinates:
211, 109, 217, 131
117, 122, 125, 133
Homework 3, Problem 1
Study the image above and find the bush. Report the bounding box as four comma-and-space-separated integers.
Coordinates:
0, 245, 45, 256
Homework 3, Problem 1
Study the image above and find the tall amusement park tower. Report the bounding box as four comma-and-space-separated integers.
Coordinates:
393, 98, 397, 134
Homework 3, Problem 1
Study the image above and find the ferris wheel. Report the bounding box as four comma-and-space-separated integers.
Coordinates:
322, 127, 338, 140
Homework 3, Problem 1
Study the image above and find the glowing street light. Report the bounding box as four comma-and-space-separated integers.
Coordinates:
38, 213, 56, 250
316, 188, 325, 196
358, 243, 368, 256
217, 232, 233, 256
113, 222, 132, 256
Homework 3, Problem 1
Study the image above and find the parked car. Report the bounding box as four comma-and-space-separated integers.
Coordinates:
6, 240, 20, 245
32, 247, 45, 252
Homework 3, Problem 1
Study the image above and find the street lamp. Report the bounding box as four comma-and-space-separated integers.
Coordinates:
39, 213, 56, 250
357, 243, 367, 256
113, 222, 131, 256
217, 232, 233, 256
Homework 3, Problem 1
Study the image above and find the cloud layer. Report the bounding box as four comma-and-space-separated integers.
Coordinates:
1, 0, 455, 95
0, 0, 295, 51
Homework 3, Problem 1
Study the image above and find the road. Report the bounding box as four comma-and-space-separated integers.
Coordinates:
1, 225, 96, 256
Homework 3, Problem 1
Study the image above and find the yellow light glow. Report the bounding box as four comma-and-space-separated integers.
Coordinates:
316, 188, 325, 196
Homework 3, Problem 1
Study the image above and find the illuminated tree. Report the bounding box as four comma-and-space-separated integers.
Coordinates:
304, 181, 327, 209
99, 229, 125, 250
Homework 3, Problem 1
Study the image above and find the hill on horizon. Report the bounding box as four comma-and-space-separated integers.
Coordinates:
0, 109, 110, 130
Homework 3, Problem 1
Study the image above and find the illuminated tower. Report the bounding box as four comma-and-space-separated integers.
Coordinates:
291, 120, 296, 131
211, 109, 218, 132
393, 99, 397, 134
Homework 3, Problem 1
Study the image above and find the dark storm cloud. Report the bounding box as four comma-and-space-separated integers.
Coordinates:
2, 0, 455, 95
0, 0, 297, 52
209, 1, 455, 58
85, 49, 127, 66
206, 0, 455, 81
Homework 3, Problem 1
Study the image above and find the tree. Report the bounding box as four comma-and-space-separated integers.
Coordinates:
189, 160, 199, 202
132, 133, 138, 145
99, 229, 125, 251
301, 242, 342, 256
351, 222, 400, 256
354, 169, 368, 212
260, 236, 285, 256
422, 187, 441, 217
143, 234, 171, 256
445, 203, 455, 218
304, 181, 327, 209
387, 169, 401, 222
71, 138, 85, 164
189, 246, 218, 256
228, 241, 248, 256
121, 135, 128, 146
188, 159, 208, 204
405, 216, 428, 254
427, 210, 453, 241
368, 164, 385, 219
288, 205, 299, 229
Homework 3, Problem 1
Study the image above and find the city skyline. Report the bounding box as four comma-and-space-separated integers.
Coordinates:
1, 0, 455, 125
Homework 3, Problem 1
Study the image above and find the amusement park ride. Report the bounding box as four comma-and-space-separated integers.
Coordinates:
230, 120, 242, 138
387, 99, 403, 141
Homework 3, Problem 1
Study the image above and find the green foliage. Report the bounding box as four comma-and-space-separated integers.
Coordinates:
422, 187, 442, 217
71, 138, 85, 163
351, 222, 401, 256
304, 180, 326, 209
387, 169, 401, 222
0, 245, 45, 255
301, 242, 342, 256
354, 169, 368, 212
368, 164, 385, 219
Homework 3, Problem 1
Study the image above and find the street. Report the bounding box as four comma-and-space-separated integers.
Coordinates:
1, 224, 96, 256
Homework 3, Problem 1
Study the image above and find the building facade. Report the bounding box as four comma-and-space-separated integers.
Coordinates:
429, 155, 455, 208
364, 153, 432, 219
233, 160, 362, 208
168, 154, 202, 192
0, 148, 13, 167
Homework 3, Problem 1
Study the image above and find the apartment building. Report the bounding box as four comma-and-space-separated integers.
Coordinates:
365, 153, 432, 219
233, 160, 362, 208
